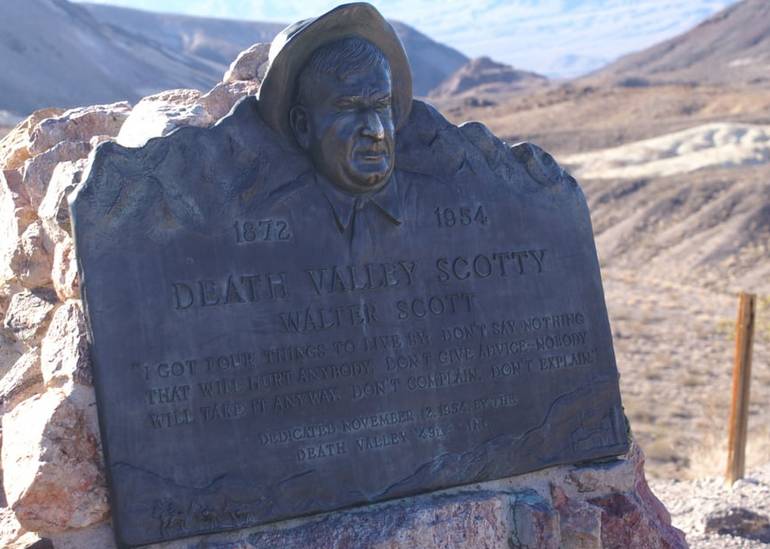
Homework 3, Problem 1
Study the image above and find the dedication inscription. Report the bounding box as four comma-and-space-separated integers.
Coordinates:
71, 3, 628, 547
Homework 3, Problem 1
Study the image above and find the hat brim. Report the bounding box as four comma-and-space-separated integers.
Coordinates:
257, 2, 413, 143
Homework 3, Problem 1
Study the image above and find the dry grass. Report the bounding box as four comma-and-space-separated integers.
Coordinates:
606, 269, 770, 480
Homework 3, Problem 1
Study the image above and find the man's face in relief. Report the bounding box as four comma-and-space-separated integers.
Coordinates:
290, 61, 396, 194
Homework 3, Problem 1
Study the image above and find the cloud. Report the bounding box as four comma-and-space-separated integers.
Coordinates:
78, 0, 739, 77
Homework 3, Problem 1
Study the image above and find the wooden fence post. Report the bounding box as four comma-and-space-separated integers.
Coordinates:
725, 291, 756, 485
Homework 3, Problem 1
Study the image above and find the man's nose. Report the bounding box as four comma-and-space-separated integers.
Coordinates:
360, 110, 385, 140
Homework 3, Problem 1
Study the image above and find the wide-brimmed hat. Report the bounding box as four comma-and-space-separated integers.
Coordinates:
257, 2, 413, 142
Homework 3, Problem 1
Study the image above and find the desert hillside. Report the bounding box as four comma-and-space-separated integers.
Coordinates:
590, 0, 770, 87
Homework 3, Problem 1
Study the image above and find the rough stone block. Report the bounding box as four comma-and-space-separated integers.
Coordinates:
551, 485, 602, 549
22, 141, 91, 210
38, 159, 86, 244
51, 237, 79, 301
566, 456, 637, 497
510, 490, 560, 549
28, 103, 131, 156
223, 43, 270, 83
0, 349, 43, 413
9, 221, 52, 290
0, 108, 65, 171
0, 506, 25, 547
1, 169, 34, 229
40, 300, 91, 388
1, 388, 109, 533
2, 289, 57, 345
199, 80, 261, 121
590, 491, 687, 548
0, 170, 35, 289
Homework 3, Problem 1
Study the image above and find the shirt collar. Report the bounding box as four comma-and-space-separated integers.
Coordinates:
316, 172, 402, 232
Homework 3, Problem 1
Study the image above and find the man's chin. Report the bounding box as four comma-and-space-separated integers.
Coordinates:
347, 168, 392, 192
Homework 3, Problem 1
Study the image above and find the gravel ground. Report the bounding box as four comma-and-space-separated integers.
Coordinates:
650, 463, 770, 548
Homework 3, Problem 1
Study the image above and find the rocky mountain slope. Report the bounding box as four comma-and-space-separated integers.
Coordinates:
0, 0, 468, 117
80, 2, 284, 68
0, 0, 218, 118
429, 56, 547, 98
590, 0, 770, 86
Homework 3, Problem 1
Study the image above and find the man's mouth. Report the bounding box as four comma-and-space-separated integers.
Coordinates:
356, 149, 388, 162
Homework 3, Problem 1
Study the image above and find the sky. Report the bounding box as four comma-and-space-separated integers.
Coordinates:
76, 0, 740, 78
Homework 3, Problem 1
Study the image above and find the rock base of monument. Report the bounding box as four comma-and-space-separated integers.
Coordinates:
46, 442, 686, 549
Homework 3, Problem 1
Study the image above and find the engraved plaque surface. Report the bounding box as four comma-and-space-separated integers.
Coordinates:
72, 96, 628, 546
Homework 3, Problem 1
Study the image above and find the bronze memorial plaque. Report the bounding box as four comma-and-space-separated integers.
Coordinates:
71, 3, 628, 546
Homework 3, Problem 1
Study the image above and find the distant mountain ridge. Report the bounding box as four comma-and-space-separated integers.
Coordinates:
82, 3, 470, 98
0, 0, 468, 117
430, 56, 547, 98
591, 0, 770, 86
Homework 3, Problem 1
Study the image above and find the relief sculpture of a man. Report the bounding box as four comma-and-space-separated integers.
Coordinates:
256, 3, 421, 252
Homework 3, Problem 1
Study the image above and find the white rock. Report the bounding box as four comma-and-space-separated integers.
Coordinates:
22, 140, 90, 210
223, 42, 270, 83
199, 80, 261, 121
29, 101, 131, 156
2, 289, 57, 345
0, 170, 34, 289
1, 169, 34, 229
0, 348, 43, 414
38, 159, 87, 244
28, 102, 131, 157
89, 135, 113, 149
0, 329, 24, 379
0, 507, 26, 549
9, 220, 53, 289
0, 108, 65, 171
116, 89, 214, 148
51, 235, 79, 301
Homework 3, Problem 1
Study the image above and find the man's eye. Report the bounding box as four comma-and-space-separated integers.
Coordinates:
335, 100, 357, 110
